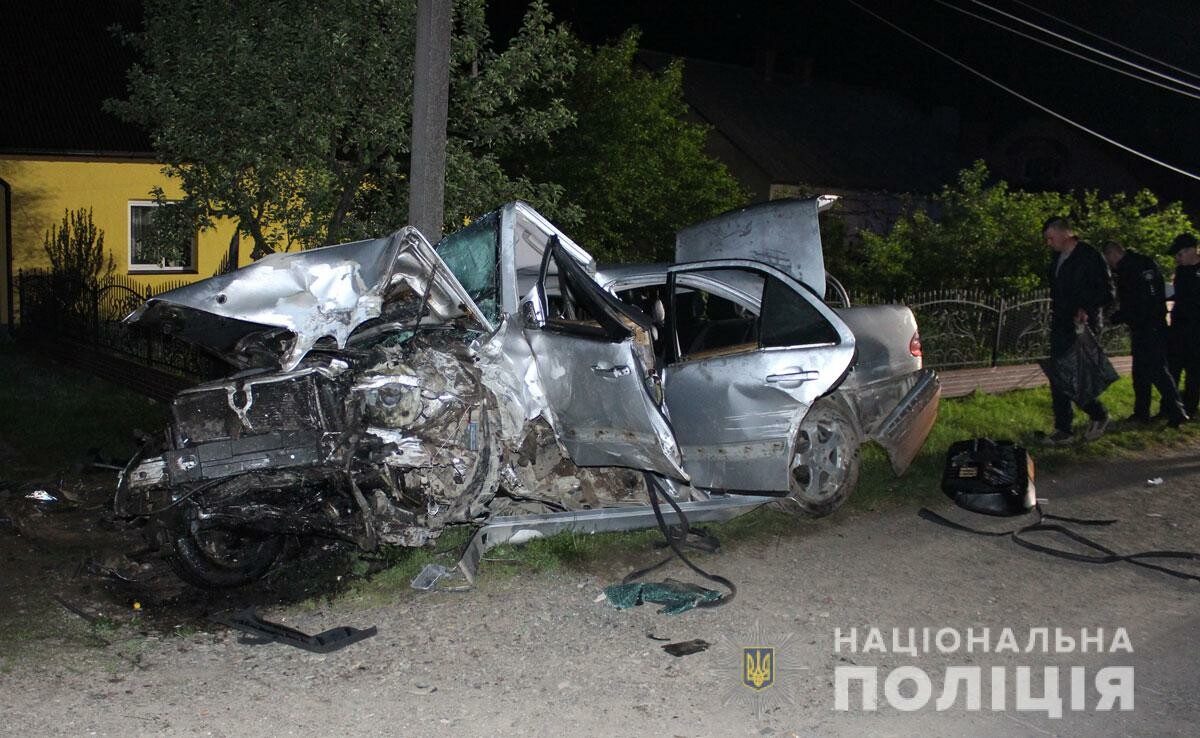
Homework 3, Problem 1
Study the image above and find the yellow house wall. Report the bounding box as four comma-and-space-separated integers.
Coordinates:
0, 156, 243, 322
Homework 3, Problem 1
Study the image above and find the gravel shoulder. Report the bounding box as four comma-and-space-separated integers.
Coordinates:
2, 446, 1199, 737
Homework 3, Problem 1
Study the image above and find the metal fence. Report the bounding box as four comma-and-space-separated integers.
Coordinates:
854, 288, 1130, 370
14, 269, 228, 382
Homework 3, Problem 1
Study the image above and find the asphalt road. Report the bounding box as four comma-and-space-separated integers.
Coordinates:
2, 446, 1198, 737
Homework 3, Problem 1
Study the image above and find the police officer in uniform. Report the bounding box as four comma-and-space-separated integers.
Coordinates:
1168, 233, 1200, 416
1102, 241, 1187, 426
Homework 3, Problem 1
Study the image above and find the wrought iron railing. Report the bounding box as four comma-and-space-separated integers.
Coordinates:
15, 269, 228, 381
854, 288, 1130, 369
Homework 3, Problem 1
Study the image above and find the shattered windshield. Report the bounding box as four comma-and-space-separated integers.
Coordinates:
436, 211, 500, 322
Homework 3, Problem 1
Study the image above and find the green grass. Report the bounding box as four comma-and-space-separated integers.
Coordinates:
855, 375, 1199, 511
0, 343, 167, 481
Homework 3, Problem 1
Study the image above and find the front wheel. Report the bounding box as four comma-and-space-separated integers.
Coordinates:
164, 510, 285, 589
780, 399, 861, 518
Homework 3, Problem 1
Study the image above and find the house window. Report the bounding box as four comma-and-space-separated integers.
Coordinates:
128, 201, 196, 273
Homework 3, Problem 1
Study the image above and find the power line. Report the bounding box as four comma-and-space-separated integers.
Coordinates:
844, 0, 1200, 183
965, 0, 1200, 94
932, 0, 1200, 101
1007, 0, 1200, 84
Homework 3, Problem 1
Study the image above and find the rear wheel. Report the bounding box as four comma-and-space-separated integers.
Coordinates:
164, 508, 285, 589
780, 399, 860, 518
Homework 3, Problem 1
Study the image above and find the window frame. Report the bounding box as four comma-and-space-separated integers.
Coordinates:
663, 264, 841, 367
127, 200, 198, 275
667, 271, 763, 364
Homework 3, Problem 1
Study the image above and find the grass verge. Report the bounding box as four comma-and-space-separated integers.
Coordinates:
0, 343, 166, 482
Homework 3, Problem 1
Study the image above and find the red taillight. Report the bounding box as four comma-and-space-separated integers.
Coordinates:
909, 332, 923, 357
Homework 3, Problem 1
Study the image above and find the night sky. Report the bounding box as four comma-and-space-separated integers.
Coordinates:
489, 0, 1200, 208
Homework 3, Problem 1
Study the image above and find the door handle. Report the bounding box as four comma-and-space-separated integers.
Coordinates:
592, 364, 631, 378
766, 369, 818, 384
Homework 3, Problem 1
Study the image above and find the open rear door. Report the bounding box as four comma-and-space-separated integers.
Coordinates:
660, 260, 855, 491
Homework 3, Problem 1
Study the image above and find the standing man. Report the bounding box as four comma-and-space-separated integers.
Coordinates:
1042, 217, 1114, 444
1101, 242, 1187, 426
1168, 233, 1200, 417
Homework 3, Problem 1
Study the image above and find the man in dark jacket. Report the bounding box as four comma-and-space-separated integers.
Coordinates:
1042, 217, 1114, 444
1102, 242, 1187, 426
1169, 233, 1200, 416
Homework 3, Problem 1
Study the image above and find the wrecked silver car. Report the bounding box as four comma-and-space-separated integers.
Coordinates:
117, 199, 939, 588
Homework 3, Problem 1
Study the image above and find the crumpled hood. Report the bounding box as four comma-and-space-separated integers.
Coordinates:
125, 226, 492, 371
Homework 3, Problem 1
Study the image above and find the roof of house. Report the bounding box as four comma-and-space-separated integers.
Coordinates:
0, 1, 152, 157
639, 51, 961, 193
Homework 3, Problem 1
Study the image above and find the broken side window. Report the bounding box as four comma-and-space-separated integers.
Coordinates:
535, 237, 653, 343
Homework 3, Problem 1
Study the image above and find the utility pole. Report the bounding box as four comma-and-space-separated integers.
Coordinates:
408, 0, 453, 244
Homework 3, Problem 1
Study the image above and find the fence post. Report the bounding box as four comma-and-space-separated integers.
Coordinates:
991, 297, 1005, 368
91, 286, 100, 348
144, 286, 154, 367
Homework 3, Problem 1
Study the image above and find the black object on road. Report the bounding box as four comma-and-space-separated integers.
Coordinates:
213, 607, 377, 653
941, 438, 1036, 517
662, 639, 711, 657
929, 441, 1200, 585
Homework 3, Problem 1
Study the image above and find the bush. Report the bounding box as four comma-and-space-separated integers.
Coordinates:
41, 207, 114, 324
827, 162, 1194, 296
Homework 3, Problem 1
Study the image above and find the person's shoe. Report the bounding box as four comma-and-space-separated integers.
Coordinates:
1168, 413, 1190, 429
1042, 430, 1075, 446
1122, 414, 1153, 425
1084, 415, 1110, 441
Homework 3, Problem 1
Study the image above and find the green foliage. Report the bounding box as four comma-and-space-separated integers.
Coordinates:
110, 0, 579, 257
41, 208, 115, 319
42, 207, 114, 287
1070, 188, 1192, 276
829, 161, 1195, 296
516, 30, 748, 263
112, 5, 745, 262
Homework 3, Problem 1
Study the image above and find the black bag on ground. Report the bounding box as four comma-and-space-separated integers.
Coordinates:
941, 438, 1036, 517
1039, 327, 1119, 405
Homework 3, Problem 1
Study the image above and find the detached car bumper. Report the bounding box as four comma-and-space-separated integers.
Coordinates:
872, 369, 941, 475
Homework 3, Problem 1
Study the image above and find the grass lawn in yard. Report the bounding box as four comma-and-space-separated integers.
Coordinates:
0, 343, 167, 482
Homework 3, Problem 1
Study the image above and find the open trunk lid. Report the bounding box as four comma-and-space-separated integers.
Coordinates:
674, 195, 837, 295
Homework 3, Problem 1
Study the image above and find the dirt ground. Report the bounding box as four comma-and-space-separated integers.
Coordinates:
2, 446, 1198, 737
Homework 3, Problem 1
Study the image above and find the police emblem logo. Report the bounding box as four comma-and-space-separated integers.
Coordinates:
716, 621, 807, 720
742, 646, 774, 691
